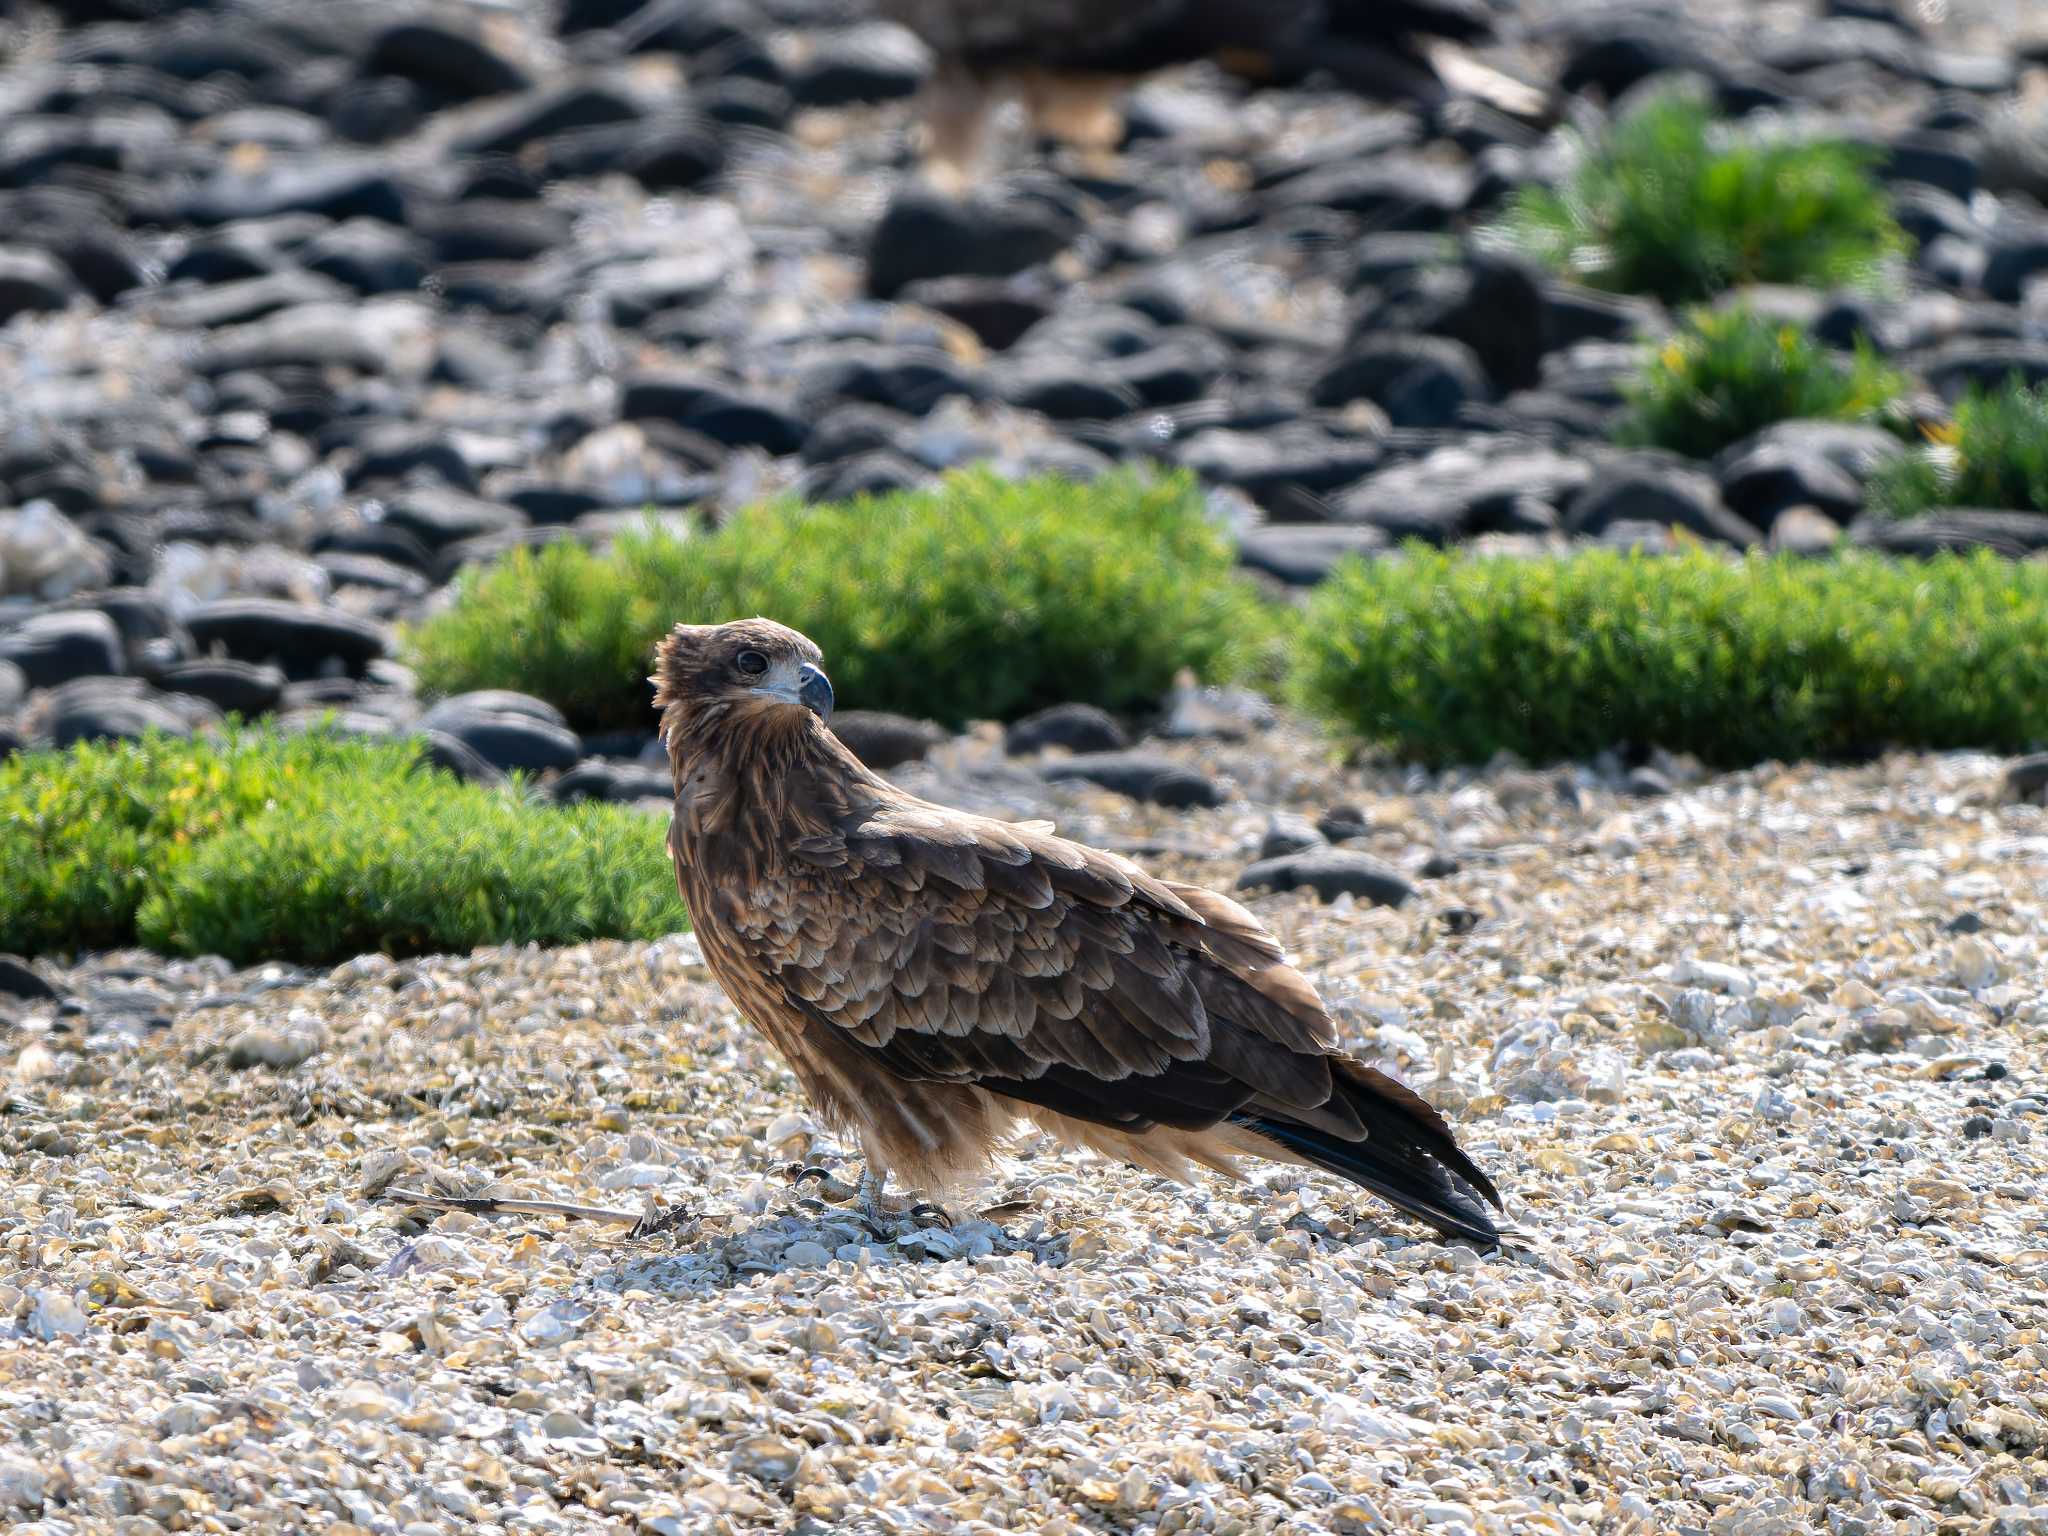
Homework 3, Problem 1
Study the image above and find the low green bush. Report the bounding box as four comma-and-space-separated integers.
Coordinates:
1871, 377, 2048, 518
0, 729, 684, 965
1502, 92, 1907, 304
1297, 548, 2048, 767
404, 470, 1277, 733
1619, 307, 1904, 459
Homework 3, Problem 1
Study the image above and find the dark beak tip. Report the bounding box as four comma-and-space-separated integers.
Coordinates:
798, 663, 834, 721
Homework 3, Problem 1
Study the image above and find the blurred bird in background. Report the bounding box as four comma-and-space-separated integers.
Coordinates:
870, 0, 1534, 183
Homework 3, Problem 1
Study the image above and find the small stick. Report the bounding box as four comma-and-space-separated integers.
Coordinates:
380, 1188, 695, 1238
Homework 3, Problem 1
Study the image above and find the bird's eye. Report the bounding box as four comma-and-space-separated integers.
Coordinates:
735, 649, 769, 677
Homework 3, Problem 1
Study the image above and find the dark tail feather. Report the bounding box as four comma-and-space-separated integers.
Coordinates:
1233, 1059, 1503, 1244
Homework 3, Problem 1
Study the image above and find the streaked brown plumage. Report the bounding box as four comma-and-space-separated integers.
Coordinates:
657, 617, 1502, 1243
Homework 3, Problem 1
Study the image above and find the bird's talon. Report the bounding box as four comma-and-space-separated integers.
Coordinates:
906, 1202, 953, 1228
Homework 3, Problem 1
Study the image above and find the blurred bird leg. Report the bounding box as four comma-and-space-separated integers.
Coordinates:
919, 62, 991, 193
1017, 65, 1127, 149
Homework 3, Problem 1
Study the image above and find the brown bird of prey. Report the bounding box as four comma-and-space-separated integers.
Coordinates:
870, 0, 1524, 176
656, 617, 1502, 1243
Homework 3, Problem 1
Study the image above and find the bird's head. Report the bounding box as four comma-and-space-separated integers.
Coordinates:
652, 617, 835, 755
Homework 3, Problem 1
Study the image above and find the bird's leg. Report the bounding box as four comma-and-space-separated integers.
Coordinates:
854, 1161, 890, 1228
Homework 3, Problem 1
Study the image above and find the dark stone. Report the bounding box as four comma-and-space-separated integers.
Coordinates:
695, 77, 792, 130
549, 759, 673, 803
1982, 234, 2048, 304
2007, 752, 2048, 804
151, 659, 285, 718
1258, 815, 1325, 861
897, 277, 1053, 351
1310, 334, 1493, 427
829, 710, 948, 769
180, 157, 407, 226
1173, 425, 1384, 516
867, 187, 1081, 300
0, 247, 78, 321
1004, 704, 1129, 757
1710, 420, 1908, 484
0, 720, 18, 760
0, 611, 124, 688
416, 695, 582, 774
1039, 752, 1224, 808
1625, 767, 1675, 798
1269, 156, 1471, 227
1335, 445, 1591, 543
1418, 851, 1461, 877
1565, 460, 1762, 547
1851, 509, 2048, 558
799, 346, 981, 417
412, 729, 505, 785
349, 424, 479, 490
786, 24, 928, 105
416, 199, 570, 264
362, 18, 533, 101
1913, 338, 2048, 399
1236, 525, 1390, 585
1351, 255, 1549, 393
1316, 805, 1371, 841
800, 450, 930, 504
312, 522, 437, 575
0, 660, 22, 714
184, 599, 391, 679
1962, 1115, 1993, 1139
1000, 367, 1140, 422
1235, 850, 1415, 907
802, 403, 915, 465
376, 488, 528, 550
301, 219, 430, 294
1543, 282, 1664, 348
1883, 130, 1980, 202
45, 678, 218, 747
455, 82, 645, 157
1716, 443, 1865, 526
1943, 911, 1986, 933
620, 372, 807, 456
0, 956, 56, 1001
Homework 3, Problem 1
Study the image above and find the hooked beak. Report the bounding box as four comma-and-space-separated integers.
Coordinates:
797, 662, 833, 722
749, 659, 834, 720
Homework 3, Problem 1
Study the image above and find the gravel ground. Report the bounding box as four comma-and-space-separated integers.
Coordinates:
3, 728, 2045, 1535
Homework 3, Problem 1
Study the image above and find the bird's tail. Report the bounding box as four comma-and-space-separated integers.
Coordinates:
1232, 1057, 1502, 1244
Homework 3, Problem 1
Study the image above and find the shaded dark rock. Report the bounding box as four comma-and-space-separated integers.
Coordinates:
1269, 155, 1471, 228
376, 488, 527, 550
0, 611, 124, 688
1418, 851, 1460, 877
1943, 911, 1987, 934
898, 276, 1054, 351
695, 76, 792, 130
150, 659, 285, 718
415, 729, 506, 786
1235, 849, 1414, 907
1316, 804, 1370, 841
1883, 129, 1980, 202
0, 720, 18, 760
1543, 282, 1665, 348
1710, 420, 1909, 483
1982, 233, 2048, 303
798, 346, 980, 417
1236, 525, 1390, 585
198, 304, 408, 375
416, 199, 569, 264
621, 372, 806, 456
1565, 459, 1761, 547
362, 17, 534, 101
349, 424, 480, 490
802, 403, 915, 465
999, 367, 1140, 422
1039, 752, 1224, 808
2005, 752, 2048, 805
830, 710, 948, 769
1624, 767, 1674, 798
1173, 426, 1384, 517
70, 591, 188, 671
301, 218, 430, 294
416, 694, 582, 774
1335, 444, 1590, 542
312, 522, 437, 575
1351, 255, 1549, 392
1913, 338, 2048, 399
1716, 442, 1864, 526
139, 270, 350, 331
867, 187, 1081, 300
1850, 509, 2048, 558
549, 759, 673, 803
455, 81, 645, 157
45, 677, 219, 747
1004, 704, 1129, 757
180, 157, 407, 226
1258, 814, 1325, 861
0, 660, 23, 714
0, 247, 78, 321
801, 450, 931, 503
1311, 334, 1492, 427
184, 599, 391, 679
0, 956, 56, 1002
786, 23, 928, 105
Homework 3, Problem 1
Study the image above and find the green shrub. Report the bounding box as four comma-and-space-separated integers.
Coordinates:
1619, 307, 1904, 459
1501, 92, 1907, 304
404, 470, 1277, 732
0, 729, 684, 964
1871, 377, 2048, 518
1297, 548, 2048, 767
